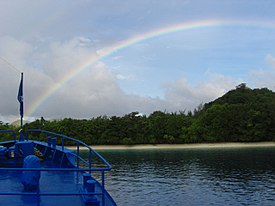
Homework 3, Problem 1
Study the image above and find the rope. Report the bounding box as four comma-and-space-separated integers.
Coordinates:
0, 56, 22, 73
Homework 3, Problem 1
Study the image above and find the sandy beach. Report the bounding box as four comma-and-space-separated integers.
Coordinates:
67, 142, 275, 150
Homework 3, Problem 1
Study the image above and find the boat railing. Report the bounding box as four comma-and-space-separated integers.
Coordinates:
0, 129, 115, 205
26, 129, 112, 171
26, 129, 112, 193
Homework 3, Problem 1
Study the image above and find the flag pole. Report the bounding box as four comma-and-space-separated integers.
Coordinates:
20, 72, 23, 129
17, 72, 24, 141
18, 72, 24, 141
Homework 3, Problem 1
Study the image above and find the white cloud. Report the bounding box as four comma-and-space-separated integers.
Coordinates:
115, 74, 135, 80
112, 56, 123, 61
163, 75, 237, 111
0, 36, 172, 121
0, 35, 243, 122
249, 54, 275, 90
265, 54, 275, 68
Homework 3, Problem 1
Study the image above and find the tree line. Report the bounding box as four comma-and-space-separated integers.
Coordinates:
2, 84, 275, 144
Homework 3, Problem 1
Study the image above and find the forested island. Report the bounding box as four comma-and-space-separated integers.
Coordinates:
1, 84, 275, 145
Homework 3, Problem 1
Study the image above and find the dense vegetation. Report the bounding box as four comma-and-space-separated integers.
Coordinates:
2, 85, 275, 144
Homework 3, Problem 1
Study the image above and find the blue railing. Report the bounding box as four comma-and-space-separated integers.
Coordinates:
26, 129, 112, 197
0, 129, 115, 205
26, 129, 112, 171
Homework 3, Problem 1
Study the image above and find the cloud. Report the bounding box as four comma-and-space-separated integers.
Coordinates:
265, 54, 275, 68
0, 36, 170, 121
112, 56, 123, 61
0, 35, 241, 122
115, 74, 135, 80
33, 60, 169, 119
163, 75, 237, 111
249, 54, 275, 90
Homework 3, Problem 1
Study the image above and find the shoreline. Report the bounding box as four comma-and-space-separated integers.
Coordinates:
67, 142, 275, 150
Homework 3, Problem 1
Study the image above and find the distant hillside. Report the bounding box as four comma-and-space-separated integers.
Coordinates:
205, 83, 275, 108
193, 84, 275, 142
16, 84, 275, 145
10, 119, 30, 127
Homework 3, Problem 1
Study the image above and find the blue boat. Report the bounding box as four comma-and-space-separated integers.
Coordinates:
0, 129, 117, 206
0, 73, 117, 206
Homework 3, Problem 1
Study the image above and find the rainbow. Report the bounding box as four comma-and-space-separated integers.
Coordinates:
26, 19, 275, 117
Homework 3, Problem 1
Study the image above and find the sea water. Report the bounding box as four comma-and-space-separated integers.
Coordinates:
96, 147, 275, 206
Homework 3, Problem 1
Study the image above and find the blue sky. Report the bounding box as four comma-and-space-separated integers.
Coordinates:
1, 0, 275, 122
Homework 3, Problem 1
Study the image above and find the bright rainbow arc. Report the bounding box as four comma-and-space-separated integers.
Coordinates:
26, 19, 275, 117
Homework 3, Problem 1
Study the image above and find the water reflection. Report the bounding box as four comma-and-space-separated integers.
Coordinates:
88, 147, 275, 206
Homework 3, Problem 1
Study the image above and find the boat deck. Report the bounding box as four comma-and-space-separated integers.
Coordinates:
0, 160, 103, 206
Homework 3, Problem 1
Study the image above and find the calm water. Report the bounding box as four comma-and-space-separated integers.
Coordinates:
96, 147, 275, 206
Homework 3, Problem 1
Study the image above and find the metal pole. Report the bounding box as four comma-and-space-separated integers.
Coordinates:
77, 142, 80, 168
20, 72, 23, 129
102, 171, 105, 205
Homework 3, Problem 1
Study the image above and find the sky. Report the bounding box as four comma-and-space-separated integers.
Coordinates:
1, 0, 275, 123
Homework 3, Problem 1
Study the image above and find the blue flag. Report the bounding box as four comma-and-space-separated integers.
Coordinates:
17, 73, 23, 118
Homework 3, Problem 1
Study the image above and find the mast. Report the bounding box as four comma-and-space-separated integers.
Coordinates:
18, 72, 24, 129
